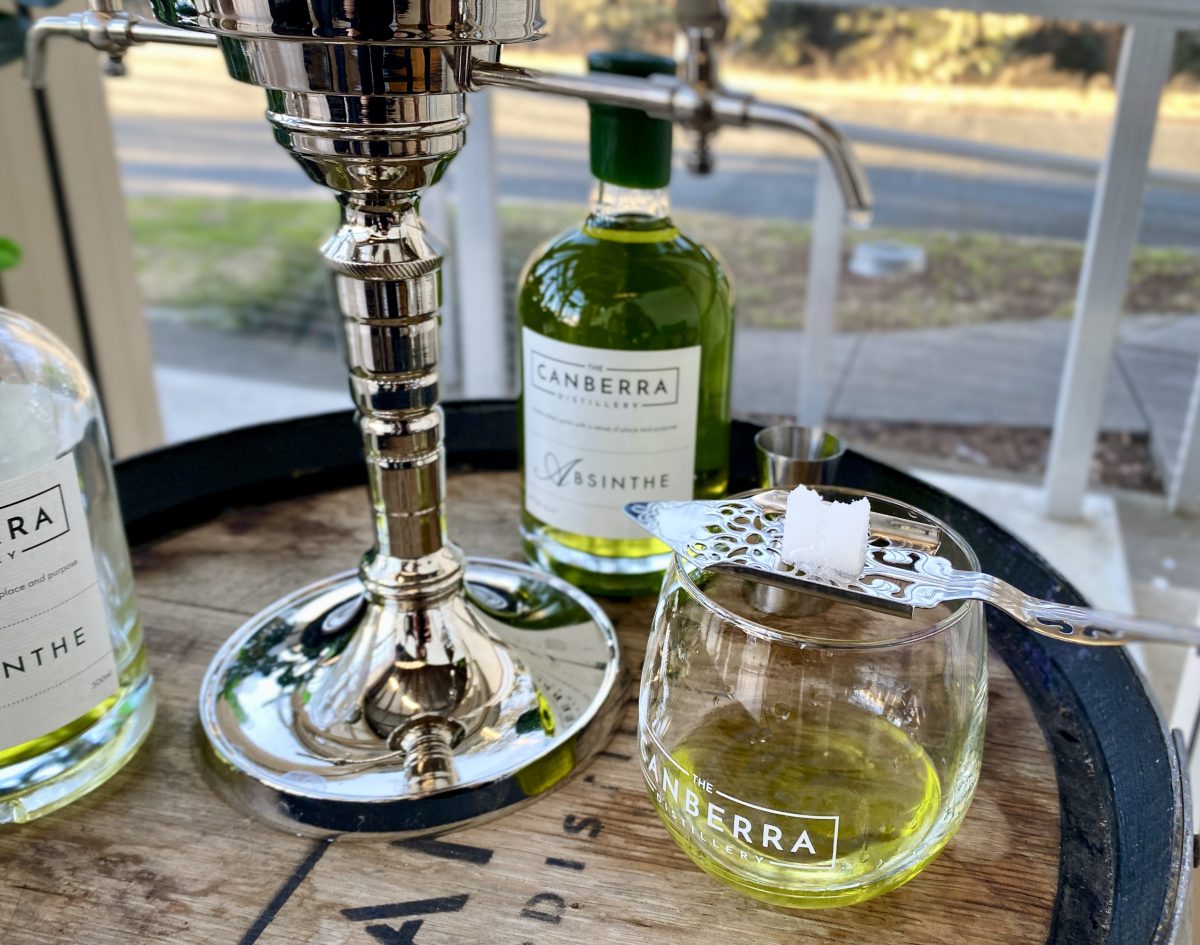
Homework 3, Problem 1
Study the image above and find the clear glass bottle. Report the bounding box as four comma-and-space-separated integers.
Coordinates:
0, 307, 155, 823
518, 50, 735, 597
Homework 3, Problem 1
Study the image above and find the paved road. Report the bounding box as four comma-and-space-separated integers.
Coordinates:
113, 115, 1200, 247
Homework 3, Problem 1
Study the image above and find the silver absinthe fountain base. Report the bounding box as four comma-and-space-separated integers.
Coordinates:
199, 562, 622, 837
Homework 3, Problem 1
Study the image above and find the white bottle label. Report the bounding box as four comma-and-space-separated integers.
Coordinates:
0, 454, 119, 752
522, 328, 701, 540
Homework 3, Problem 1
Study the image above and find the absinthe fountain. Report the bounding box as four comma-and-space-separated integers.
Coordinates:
25, 0, 871, 836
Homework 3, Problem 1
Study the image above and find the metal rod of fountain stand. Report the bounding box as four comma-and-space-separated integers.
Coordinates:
326, 196, 462, 601
251, 79, 494, 780
320, 192, 474, 779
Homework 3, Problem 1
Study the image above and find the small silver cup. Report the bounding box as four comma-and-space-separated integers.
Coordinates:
755, 424, 844, 489
749, 425, 845, 617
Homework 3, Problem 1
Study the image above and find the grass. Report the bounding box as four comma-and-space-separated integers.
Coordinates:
128, 197, 337, 332
126, 196, 1200, 335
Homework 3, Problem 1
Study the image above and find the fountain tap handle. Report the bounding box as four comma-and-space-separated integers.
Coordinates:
91, 0, 133, 74
675, 0, 727, 173
677, 0, 729, 39
102, 52, 128, 78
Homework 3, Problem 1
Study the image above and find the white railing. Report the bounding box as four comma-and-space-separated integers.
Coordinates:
799, 114, 1200, 510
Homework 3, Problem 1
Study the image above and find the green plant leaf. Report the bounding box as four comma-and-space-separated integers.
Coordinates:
0, 237, 22, 271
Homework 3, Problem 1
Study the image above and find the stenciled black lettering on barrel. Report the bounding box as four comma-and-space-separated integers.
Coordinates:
562, 814, 603, 839
364, 920, 424, 945
342, 893, 469, 922
237, 839, 330, 945
395, 837, 494, 865
343, 894, 469, 945
520, 893, 567, 925
545, 857, 585, 871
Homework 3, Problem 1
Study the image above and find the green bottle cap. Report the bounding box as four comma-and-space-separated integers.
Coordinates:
587, 50, 676, 190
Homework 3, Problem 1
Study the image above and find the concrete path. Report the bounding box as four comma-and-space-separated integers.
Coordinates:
732, 316, 1200, 483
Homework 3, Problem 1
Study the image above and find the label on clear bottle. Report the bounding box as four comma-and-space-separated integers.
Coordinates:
0, 454, 118, 753
522, 329, 701, 540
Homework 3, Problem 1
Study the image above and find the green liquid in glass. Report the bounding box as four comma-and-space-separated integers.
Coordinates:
646, 705, 946, 908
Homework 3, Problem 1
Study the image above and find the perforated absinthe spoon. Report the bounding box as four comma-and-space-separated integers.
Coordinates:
624, 491, 1200, 648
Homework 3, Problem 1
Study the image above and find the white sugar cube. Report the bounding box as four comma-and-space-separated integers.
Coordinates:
781, 486, 871, 580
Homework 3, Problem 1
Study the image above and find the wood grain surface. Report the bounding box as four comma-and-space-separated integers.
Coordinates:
0, 473, 1061, 945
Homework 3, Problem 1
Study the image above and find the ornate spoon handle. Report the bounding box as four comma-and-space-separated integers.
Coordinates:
963, 572, 1200, 647
862, 562, 1200, 647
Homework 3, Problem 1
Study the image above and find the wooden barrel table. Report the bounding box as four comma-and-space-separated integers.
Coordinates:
0, 403, 1189, 945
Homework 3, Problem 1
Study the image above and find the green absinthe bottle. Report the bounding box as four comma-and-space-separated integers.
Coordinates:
518, 50, 735, 597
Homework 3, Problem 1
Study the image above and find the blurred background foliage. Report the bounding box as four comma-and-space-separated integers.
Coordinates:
546, 0, 1200, 85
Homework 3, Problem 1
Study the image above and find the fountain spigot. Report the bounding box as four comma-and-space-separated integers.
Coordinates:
675, 0, 871, 217
469, 60, 873, 222
466, 0, 872, 219
23, 0, 215, 90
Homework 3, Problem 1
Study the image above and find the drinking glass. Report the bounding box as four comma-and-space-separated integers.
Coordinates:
638, 488, 987, 908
